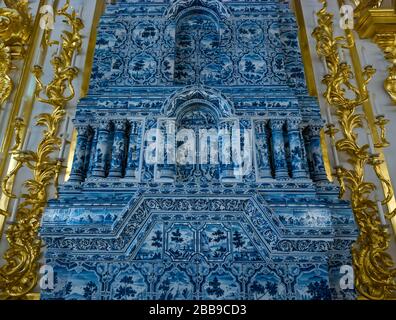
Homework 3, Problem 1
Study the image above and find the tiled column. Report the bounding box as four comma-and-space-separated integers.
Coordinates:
69, 125, 90, 183
255, 120, 272, 179
87, 127, 99, 178
270, 119, 289, 179
307, 124, 328, 182
92, 121, 112, 178
109, 120, 127, 178
287, 119, 308, 179
125, 121, 141, 179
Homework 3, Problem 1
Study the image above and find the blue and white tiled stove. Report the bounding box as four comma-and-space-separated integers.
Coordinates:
40, 0, 357, 300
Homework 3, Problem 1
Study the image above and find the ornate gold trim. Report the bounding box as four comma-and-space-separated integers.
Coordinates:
320, 128, 334, 182
355, 9, 396, 39
0, 0, 32, 106
63, 0, 105, 181
64, 128, 76, 182
24, 293, 40, 300
354, 6, 396, 103
313, 0, 396, 300
341, 30, 396, 235
0, 0, 84, 299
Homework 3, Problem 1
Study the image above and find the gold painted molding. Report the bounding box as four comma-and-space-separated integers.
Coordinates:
342, 29, 396, 234
313, 0, 396, 299
355, 9, 396, 39
24, 293, 40, 300
337, 0, 396, 235
354, 6, 396, 103
80, 0, 105, 98
64, 128, 77, 181
292, 0, 318, 96
0, 0, 45, 216
354, 0, 385, 18
292, 0, 333, 181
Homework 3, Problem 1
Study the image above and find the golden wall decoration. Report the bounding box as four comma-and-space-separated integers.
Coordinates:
312, 0, 396, 300
0, 0, 83, 299
354, 0, 384, 18
354, 2, 396, 104
0, 0, 32, 106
